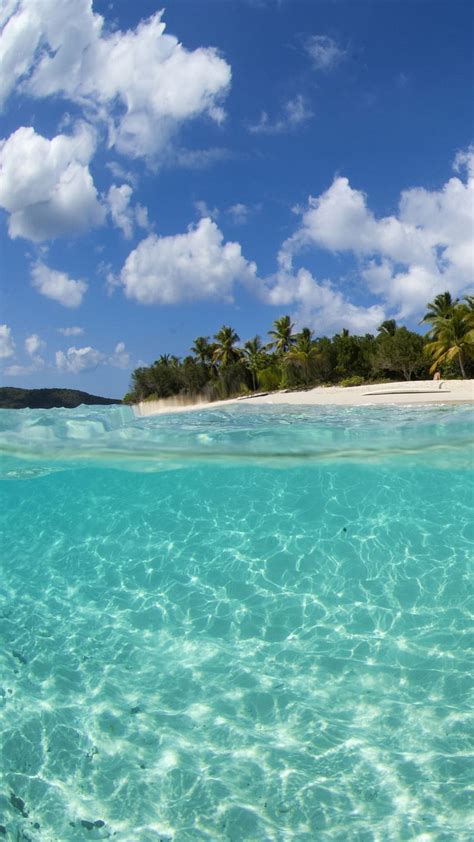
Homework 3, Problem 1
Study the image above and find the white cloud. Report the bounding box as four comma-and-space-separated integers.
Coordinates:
226, 203, 250, 225
31, 263, 88, 308
58, 326, 84, 337
107, 184, 149, 239
195, 200, 219, 221
105, 270, 121, 296
279, 177, 397, 261
0, 324, 15, 358
55, 340, 130, 373
305, 35, 347, 71
226, 202, 262, 225
109, 341, 131, 369
1, 329, 46, 375
284, 95, 313, 127
279, 149, 474, 319
3, 363, 36, 376
56, 345, 105, 374
107, 184, 134, 239
249, 94, 313, 135
105, 161, 138, 187
453, 144, 474, 178
263, 268, 385, 335
6, 359, 45, 376
171, 147, 233, 169
135, 205, 150, 231
1, 2, 231, 160
119, 217, 257, 305
25, 333, 45, 356
0, 123, 104, 241
0, 0, 42, 106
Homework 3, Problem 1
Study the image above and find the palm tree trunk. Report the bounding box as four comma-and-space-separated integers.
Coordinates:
458, 351, 467, 379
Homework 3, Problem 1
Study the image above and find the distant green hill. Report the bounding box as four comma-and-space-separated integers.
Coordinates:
0, 387, 122, 409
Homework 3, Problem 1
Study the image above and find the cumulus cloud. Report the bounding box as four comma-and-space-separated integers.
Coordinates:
55, 340, 131, 373
119, 217, 258, 305
56, 345, 105, 374
116, 211, 389, 334
31, 263, 88, 308
249, 94, 312, 135
0, 0, 42, 106
226, 202, 262, 225
58, 326, 84, 337
107, 184, 149, 239
25, 333, 45, 356
1, 2, 231, 160
195, 199, 219, 221
0, 123, 104, 241
109, 341, 131, 369
0, 324, 15, 358
453, 144, 474, 178
279, 149, 474, 319
1, 328, 46, 375
262, 268, 385, 335
305, 35, 347, 71
226, 203, 250, 225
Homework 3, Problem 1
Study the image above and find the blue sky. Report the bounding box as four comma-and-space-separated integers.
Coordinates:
1, 0, 473, 397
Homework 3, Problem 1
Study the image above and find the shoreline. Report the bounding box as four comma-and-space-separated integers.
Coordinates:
133, 379, 474, 417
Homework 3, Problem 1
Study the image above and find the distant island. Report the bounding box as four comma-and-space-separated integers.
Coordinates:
0, 388, 122, 410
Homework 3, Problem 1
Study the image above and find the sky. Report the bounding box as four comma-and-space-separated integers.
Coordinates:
0, 0, 473, 398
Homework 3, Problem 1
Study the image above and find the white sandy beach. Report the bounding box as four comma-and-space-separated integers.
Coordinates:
134, 379, 474, 417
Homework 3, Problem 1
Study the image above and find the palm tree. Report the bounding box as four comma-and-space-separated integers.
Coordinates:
242, 335, 264, 390
130, 366, 152, 401
212, 325, 241, 367
463, 295, 474, 317
297, 327, 314, 345
464, 298, 474, 340
424, 306, 474, 378
420, 292, 458, 324
191, 336, 213, 365
377, 319, 397, 336
285, 329, 320, 384
268, 315, 296, 355
295, 328, 314, 352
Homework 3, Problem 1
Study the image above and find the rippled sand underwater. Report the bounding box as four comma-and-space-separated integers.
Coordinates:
0, 404, 473, 841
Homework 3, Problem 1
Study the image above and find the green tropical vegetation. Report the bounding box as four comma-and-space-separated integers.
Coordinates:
124, 292, 474, 403
424, 296, 474, 378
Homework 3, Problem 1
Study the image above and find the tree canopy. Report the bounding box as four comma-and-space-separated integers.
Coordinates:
124, 294, 474, 402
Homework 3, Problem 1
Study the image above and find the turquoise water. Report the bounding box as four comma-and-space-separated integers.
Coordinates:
0, 403, 473, 841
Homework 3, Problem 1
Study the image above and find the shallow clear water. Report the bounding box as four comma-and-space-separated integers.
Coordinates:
0, 403, 473, 841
